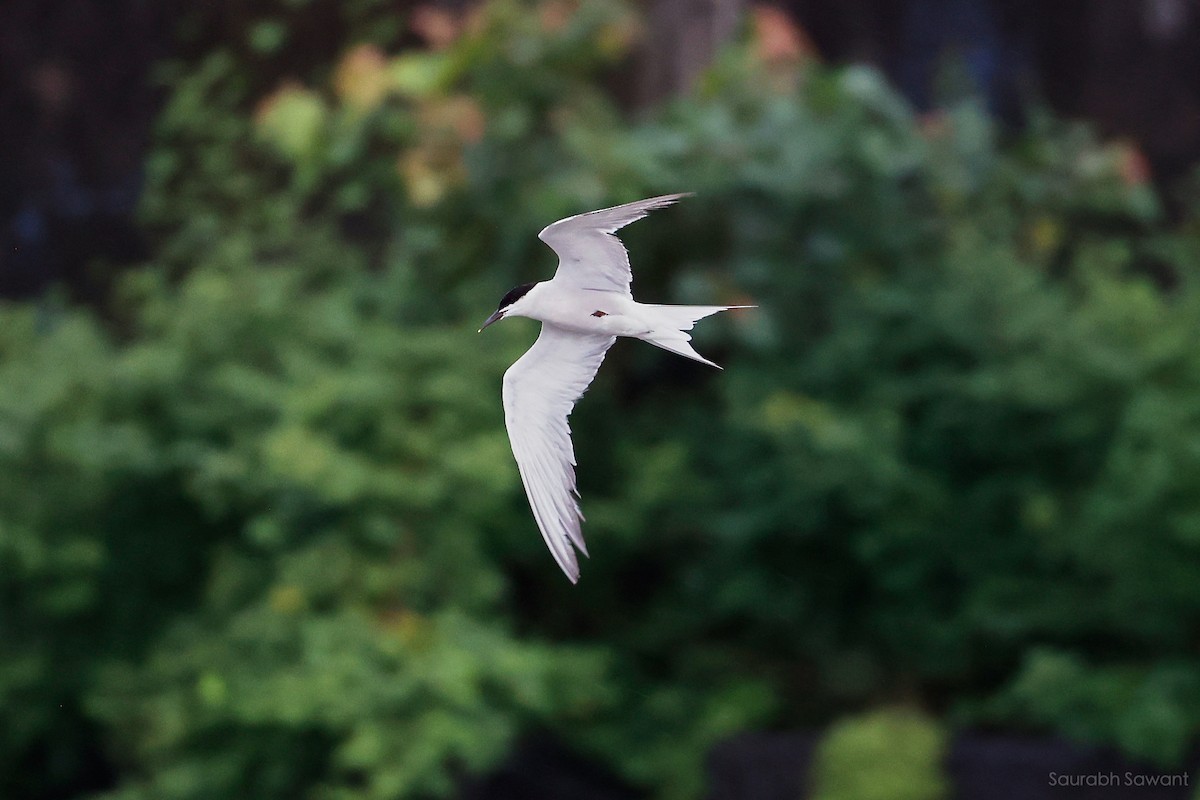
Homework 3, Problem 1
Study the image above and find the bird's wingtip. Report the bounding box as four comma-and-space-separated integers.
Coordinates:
660, 191, 695, 203
638, 192, 694, 208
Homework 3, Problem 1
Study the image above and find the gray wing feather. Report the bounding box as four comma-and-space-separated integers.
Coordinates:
538, 193, 692, 296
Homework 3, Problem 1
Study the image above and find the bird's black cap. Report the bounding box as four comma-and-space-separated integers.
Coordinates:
497, 282, 536, 310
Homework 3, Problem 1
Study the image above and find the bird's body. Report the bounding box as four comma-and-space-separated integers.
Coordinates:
498, 281, 732, 352
480, 193, 750, 582
506, 281, 640, 335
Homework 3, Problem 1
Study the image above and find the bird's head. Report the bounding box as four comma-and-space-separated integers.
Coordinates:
479, 282, 537, 332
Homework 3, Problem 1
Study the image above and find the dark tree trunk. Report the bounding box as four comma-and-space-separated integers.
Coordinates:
627, 0, 746, 107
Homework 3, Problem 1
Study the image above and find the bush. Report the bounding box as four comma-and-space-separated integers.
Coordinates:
810, 708, 948, 800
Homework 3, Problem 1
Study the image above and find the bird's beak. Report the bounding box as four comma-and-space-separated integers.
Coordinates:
478, 310, 504, 332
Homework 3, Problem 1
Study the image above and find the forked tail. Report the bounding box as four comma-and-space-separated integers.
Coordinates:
639, 304, 754, 369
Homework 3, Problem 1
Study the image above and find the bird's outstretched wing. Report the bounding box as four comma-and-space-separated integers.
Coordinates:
538, 193, 691, 297
502, 325, 616, 582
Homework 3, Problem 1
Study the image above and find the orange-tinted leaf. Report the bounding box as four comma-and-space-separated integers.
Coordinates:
1115, 140, 1152, 186
334, 44, 391, 112
398, 144, 466, 208
420, 95, 487, 144
751, 5, 818, 66
539, 0, 577, 33
411, 5, 460, 50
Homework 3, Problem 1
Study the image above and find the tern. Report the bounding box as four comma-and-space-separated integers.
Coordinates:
479, 193, 752, 583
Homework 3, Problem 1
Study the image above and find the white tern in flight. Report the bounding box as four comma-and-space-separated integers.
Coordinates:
478, 193, 752, 583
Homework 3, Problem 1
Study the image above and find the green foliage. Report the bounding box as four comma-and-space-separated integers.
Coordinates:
5, 0, 1200, 798
1, 239, 610, 800
977, 650, 1200, 766
810, 708, 948, 800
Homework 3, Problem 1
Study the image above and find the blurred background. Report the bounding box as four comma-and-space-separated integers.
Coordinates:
3, 1, 1200, 798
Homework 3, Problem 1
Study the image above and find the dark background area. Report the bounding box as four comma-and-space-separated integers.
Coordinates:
4, 0, 1199, 301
